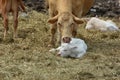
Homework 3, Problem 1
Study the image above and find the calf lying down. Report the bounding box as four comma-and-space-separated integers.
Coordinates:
85, 17, 119, 31
49, 38, 87, 58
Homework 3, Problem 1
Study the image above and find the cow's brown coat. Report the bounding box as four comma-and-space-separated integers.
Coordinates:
46, 0, 94, 46
0, 0, 26, 39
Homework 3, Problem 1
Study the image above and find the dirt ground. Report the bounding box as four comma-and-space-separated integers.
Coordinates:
0, 11, 120, 80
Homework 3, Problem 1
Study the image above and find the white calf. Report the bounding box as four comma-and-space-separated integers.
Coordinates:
49, 38, 87, 58
85, 17, 119, 31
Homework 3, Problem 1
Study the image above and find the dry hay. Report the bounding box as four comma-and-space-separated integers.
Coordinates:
0, 11, 120, 80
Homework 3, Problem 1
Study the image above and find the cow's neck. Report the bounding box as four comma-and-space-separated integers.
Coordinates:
57, 0, 72, 13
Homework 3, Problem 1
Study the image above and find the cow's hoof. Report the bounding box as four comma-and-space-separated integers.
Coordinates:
13, 34, 18, 39
3, 37, 6, 41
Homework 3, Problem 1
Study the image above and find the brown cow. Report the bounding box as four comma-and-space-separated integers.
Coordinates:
46, 0, 94, 46
0, 0, 26, 39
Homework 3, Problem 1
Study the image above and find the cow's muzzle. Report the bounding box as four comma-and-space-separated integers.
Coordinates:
62, 37, 71, 43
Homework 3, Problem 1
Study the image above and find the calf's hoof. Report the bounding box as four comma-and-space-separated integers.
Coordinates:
48, 44, 55, 48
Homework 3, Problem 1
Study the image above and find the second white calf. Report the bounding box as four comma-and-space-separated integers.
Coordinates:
85, 17, 119, 31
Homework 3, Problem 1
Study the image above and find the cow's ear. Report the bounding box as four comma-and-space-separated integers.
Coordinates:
73, 16, 84, 24
47, 15, 58, 24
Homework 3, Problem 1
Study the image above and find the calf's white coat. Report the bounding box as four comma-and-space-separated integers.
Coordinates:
49, 38, 87, 58
85, 17, 119, 31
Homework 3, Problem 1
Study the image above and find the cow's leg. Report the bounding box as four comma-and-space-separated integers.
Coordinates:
57, 27, 61, 45
12, 11, 18, 38
2, 11, 9, 40
19, 0, 26, 11
48, 8, 57, 47
50, 23, 57, 46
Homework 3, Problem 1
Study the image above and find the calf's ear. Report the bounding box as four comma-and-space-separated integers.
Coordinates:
47, 15, 58, 24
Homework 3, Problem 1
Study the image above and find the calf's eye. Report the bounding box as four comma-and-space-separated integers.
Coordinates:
64, 50, 68, 51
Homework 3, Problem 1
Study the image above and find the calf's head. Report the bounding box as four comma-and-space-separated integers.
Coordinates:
48, 12, 83, 43
57, 43, 77, 57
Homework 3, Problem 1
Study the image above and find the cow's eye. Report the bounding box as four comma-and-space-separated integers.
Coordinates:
57, 22, 62, 26
71, 23, 74, 26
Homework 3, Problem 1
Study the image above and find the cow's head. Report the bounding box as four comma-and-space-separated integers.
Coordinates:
48, 12, 84, 43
